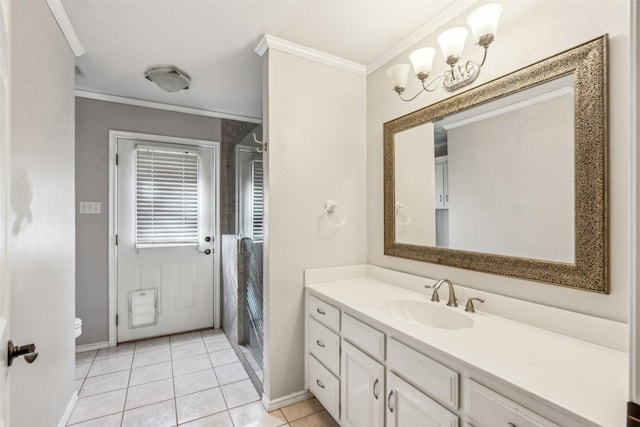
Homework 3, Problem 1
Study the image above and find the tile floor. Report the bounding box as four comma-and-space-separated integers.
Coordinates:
72, 329, 338, 427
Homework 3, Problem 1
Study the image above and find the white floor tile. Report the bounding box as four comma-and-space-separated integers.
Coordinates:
204, 337, 231, 353
179, 410, 233, 427
174, 369, 219, 397
214, 362, 248, 385
133, 347, 171, 368
176, 387, 227, 425
173, 354, 211, 377
172, 341, 207, 360
80, 370, 130, 397
122, 399, 176, 427
75, 362, 92, 380
130, 361, 173, 386
67, 411, 122, 427
228, 401, 288, 427
125, 378, 175, 410
171, 331, 203, 347
135, 336, 170, 353
220, 379, 260, 409
95, 344, 135, 360
208, 349, 239, 367
88, 354, 132, 377
68, 389, 127, 425
76, 351, 97, 364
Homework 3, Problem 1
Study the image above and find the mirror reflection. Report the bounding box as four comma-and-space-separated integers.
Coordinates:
394, 75, 576, 263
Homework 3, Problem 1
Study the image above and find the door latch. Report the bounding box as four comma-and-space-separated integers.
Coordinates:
8, 340, 38, 366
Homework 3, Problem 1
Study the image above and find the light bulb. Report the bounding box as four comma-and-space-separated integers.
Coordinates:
467, 3, 503, 47
386, 64, 411, 94
437, 27, 469, 65
409, 47, 436, 81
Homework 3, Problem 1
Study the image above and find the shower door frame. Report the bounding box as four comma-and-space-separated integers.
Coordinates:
107, 130, 222, 347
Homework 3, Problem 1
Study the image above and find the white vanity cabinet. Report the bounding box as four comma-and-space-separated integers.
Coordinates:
341, 340, 385, 427
387, 372, 458, 427
305, 291, 563, 427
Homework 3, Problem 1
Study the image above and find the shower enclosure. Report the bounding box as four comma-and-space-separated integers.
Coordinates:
221, 124, 264, 393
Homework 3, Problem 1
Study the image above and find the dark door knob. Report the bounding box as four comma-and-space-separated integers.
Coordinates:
203, 249, 211, 255
204, 236, 212, 242
8, 340, 38, 366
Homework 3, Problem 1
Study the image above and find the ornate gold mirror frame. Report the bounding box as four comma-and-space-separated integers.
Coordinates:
383, 36, 608, 292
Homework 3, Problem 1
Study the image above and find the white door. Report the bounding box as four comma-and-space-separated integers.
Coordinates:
0, 0, 10, 422
341, 340, 385, 427
116, 137, 216, 342
386, 372, 459, 427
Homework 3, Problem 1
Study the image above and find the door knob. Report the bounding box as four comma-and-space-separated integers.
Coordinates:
198, 249, 211, 255
8, 340, 38, 366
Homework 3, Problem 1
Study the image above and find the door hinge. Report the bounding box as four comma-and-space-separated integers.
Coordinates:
115, 314, 118, 326
115, 234, 118, 246
115, 153, 119, 165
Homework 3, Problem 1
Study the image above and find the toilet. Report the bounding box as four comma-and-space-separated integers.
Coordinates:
74, 317, 82, 338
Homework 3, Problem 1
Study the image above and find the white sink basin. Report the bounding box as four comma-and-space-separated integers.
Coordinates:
381, 299, 474, 330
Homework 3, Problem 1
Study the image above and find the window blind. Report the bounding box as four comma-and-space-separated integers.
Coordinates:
135, 147, 199, 248
251, 160, 264, 241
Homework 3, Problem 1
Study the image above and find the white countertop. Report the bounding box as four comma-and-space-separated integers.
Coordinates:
306, 277, 627, 427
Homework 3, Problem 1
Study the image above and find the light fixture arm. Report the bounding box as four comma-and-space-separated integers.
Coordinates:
396, 75, 444, 102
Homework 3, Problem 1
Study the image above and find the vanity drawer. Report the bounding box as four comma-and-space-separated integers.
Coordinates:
466, 380, 559, 427
308, 317, 340, 374
388, 338, 459, 410
342, 313, 385, 361
308, 354, 340, 421
309, 294, 340, 332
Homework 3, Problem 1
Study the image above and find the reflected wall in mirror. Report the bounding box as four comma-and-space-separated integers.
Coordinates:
384, 36, 608, 292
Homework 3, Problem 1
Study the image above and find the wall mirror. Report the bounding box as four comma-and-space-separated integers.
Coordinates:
384, 36, 608, 292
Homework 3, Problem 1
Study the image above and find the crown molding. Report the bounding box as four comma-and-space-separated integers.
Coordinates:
45, 0, 85, 57
75, 90, 262, 124
255, 34, 366, 76
366, 0, 479, 75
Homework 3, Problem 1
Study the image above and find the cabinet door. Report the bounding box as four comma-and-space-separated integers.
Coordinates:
386, 372, 458, 427
341, 340, 385, 427
435, 162, 445, 208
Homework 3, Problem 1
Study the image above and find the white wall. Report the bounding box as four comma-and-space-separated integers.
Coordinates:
263, 49, 367, 400
367, 0, 629, 322
395, 123, 436, 246
447, 94, 574, 262
9, 1, 76, 425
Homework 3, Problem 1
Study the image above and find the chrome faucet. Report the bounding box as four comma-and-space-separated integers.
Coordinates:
424, 279, 458, 307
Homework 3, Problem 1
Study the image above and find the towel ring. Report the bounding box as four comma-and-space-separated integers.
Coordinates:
395, 203, 412, 226
324, 199, 346, 228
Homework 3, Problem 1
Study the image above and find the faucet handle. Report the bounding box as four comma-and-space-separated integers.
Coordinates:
465, 297, 485, 313
424, 285, 440, 302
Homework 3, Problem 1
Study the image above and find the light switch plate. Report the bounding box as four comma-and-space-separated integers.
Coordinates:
80, 201, 101, 214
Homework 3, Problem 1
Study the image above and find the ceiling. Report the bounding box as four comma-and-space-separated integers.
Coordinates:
63, 0, 464, 121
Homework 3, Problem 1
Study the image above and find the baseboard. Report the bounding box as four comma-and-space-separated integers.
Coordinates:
75, 341, 109, 353
58, 391, 78, 427
261, 390, 314, 411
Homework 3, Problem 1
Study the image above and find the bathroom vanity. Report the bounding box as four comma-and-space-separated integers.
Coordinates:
304, 265, 626, 427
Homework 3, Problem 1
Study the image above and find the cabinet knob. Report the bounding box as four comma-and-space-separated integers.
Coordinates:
387, 390, 394, 412
316, 379, 325, 389
373, 378, 379, 399
316, 340, 325, 348
316, 308, 325, 315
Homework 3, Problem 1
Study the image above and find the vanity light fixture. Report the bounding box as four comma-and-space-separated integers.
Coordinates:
387, 2, 502, 101
144, 67, 191, 93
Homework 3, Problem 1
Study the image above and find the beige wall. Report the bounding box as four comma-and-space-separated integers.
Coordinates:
263, 49, 367, 400
394, 123, 436, 246
447, 93, 574, 262
367, 0, 629, 322
9, 1, 76, 424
